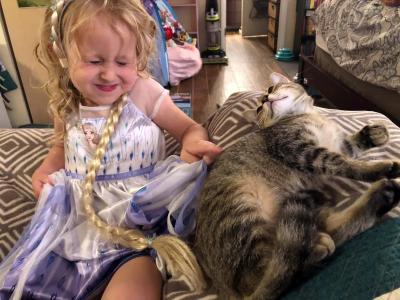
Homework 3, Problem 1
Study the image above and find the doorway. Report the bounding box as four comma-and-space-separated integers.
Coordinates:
226, 0, 268, 36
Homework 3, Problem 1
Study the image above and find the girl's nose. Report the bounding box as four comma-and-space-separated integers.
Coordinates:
99, 65, 116, 81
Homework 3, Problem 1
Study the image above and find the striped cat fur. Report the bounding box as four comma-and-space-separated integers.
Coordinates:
194, 73, 400, 300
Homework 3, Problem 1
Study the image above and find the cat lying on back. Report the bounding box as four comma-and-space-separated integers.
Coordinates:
194, 73, 400, 300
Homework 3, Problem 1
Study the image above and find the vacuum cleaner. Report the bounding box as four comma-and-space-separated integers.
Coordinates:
201, 0, 228, 64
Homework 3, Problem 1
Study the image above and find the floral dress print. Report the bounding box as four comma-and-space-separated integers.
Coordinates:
0, 93, 206, 300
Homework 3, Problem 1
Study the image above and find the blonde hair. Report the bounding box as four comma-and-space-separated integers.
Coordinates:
36, 0, 206, 291
35, 0, 156, 141
83, 95, 206, 290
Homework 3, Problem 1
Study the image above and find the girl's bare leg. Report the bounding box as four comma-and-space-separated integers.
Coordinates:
102, 256, 162, 300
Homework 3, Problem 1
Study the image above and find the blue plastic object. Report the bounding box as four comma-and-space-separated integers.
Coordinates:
275, 48, 295, 62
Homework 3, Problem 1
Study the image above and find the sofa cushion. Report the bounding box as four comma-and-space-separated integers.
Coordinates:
1, 92, 400, 300
0, 129, 53, 258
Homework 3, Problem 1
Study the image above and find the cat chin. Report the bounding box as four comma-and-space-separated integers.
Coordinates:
257, 109, 276, 128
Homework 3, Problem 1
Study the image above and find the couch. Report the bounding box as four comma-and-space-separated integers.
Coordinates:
1, 91, 400, 299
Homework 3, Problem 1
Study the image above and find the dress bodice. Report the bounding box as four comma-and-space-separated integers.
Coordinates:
64, 99, 166, 177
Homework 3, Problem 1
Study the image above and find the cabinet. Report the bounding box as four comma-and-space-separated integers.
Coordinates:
266, 0, 280, 52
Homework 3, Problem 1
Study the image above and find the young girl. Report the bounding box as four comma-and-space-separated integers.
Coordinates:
0, 0, 222, 299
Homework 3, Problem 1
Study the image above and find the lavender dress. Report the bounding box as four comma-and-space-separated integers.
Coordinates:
0, 95, 207, 300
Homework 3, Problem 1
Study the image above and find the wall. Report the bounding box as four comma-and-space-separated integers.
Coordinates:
0, 6, 31, 127
1, 2, 50, 125
241, 0, 268, 37
277, 0, 297, 50
226, 0, 241, 30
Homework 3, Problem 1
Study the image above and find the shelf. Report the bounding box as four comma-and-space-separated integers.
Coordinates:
168, 0, 199, 47
172, 6, 197, 33
169, 0, 195, 6
171, 3, 196, 6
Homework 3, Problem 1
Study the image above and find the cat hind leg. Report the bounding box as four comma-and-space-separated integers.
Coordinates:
307, 232, 335, 264
344, 124, 389, 157
322, 179, 400, 247
245, 190, 320, 300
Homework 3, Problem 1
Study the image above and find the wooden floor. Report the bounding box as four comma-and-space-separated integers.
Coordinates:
170, 32, 287, 124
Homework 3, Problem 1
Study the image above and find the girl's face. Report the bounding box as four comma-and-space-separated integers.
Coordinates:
68, 15, 138, 107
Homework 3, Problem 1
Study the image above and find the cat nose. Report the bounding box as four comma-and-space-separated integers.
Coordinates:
261, 95, 269, 103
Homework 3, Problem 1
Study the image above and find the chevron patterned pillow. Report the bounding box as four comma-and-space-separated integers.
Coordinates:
0, 129, 53, 259
1, 91, 400, 300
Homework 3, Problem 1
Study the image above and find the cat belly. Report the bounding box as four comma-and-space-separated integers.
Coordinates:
234, 175, 278, 221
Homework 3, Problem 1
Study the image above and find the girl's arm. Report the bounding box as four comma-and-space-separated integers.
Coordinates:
31, 119, 65, 199
152, 95, 223, 164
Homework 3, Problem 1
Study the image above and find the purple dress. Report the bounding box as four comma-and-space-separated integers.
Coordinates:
0, 96, 207, 300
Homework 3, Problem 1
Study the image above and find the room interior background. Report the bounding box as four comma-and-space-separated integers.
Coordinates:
0, 0, 297, 128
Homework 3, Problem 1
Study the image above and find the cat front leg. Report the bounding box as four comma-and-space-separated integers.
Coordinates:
320, 179, 400, 247
342, 124, 389, 157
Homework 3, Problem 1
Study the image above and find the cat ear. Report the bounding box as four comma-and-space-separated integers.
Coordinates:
242, 108, 258, 123
270, 72, 291, 85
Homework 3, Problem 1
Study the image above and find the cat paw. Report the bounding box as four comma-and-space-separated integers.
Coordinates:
368, 179, 400, 217
309, 232, 335, 263
386, 161, 400, 179
360, 124, 389, 147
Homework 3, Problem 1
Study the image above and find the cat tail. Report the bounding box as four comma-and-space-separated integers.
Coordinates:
246, 191, 317, 300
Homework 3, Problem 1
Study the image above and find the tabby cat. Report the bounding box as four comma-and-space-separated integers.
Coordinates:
194, 73, 400, 300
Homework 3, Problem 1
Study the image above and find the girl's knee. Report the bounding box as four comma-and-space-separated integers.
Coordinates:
102, 256, 162, 300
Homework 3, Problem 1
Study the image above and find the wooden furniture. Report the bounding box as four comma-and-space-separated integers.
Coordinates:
267, 0, 280, 52
168, 0, 199, 40
293, 0, 319, 57
382, 0, 400, 6
298, 53, 400, 126
296, 0, 400, 126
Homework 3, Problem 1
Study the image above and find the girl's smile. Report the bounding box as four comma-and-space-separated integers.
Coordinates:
96, 84, 118, 92
68, 13, 138, 107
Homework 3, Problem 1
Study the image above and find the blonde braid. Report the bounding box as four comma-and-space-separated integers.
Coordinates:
82, 95, 206, 291
50, 0, 70, 68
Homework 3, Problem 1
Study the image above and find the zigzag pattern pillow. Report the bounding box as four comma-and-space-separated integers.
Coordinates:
1, 91, 400, 299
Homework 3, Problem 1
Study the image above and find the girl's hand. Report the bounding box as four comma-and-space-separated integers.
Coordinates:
32, 169, 53, 199
181, 140, 223, 165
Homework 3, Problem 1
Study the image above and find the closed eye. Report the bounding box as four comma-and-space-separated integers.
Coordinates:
89, 60, 101, 65
117, 61, 127, 66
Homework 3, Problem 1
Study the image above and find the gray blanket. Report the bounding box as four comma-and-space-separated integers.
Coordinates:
316, 0, 400, 92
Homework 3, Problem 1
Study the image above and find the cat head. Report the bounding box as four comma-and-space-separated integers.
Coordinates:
244, 73, 314, 128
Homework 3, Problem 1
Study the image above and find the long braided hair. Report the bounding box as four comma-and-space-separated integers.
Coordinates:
36, 0, 206, 290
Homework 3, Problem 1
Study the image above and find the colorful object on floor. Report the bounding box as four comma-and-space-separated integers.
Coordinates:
0, 60, 17, 110
201, 0, 228, 64
142, 0, 200, 86
275, 48, 295, 62
172, 93, 192, 117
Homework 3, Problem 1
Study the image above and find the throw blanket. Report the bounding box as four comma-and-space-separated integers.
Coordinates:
316, 0, 400, 92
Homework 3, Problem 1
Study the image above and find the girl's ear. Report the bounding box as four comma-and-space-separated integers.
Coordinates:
270, 72, 291, 85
